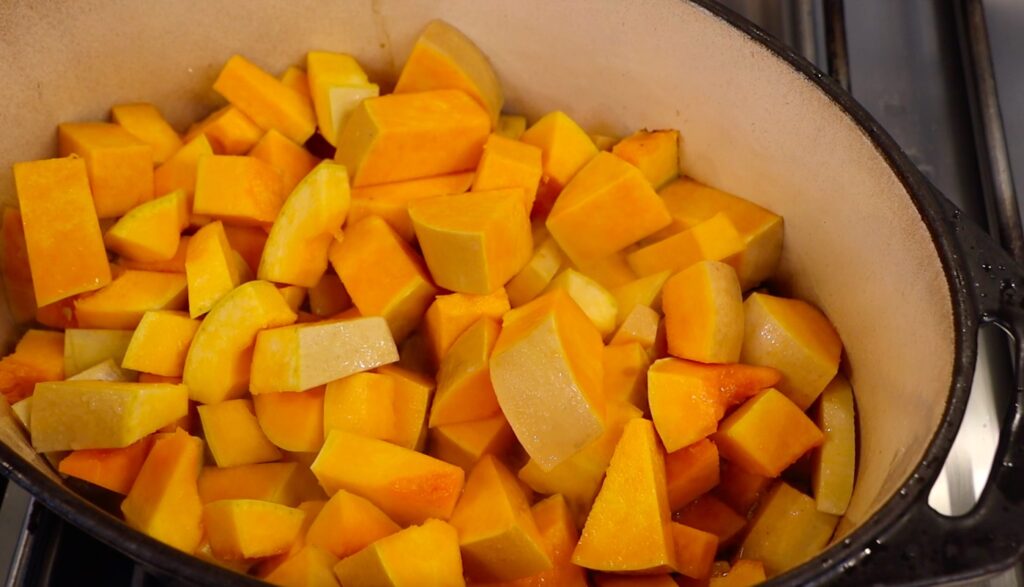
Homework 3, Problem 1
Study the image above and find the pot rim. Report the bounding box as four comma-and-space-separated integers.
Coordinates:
0, 1, 979, 585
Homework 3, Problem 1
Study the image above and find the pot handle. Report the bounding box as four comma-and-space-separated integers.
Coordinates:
831, 195, 1024, 586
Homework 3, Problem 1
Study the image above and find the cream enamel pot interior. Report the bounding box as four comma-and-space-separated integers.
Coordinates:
0, 0, 1022, 585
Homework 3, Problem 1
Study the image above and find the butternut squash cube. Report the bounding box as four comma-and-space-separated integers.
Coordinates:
307, 488, 400, 559
111, 103, 183, 164
185, 106, 263, 155
739, 482, 838, 576
349, 172, 475, 241
485, 494, 588, 587
74, 270, 187, 329
663, 261, 744, 364
520, 111, 598, 218
671, 522, 718, 580
577, 250, 637, 291
68, 358, 135, 383
714, 388, 823, 478
709, 559, 766, 587
611, 130, 680, 190
280, 66, 313, 107
423, 289, 510, 365
35, 298, 78, 330
121, 311, 199, 377
259, 161, 349, 287
186, 221, 250, 318
198, 399, 281, 467
58, 436, 154, 494
263, 546, 340, 587
657, 178, 784, 290
193, 155, 285, 227
31, 381, 187, 451
648, 358, 726, 453
311, 430, 464, 525
602, 342, 650, 411
13, 330, 64, 381
214, 54, 316, 144
183, 280, 297, 404
490, 290, 605, 471
154, 136, 213, 198
308, 272, 352, 317
223, 225, 268, 274
58, 122, 153, 217
121, 429, 203, 552
306, 51, 375, 146
277, 285, 307, 313
378, 365, 434, 451
430, 413, 515, 472
627, 213, 744, 277
410, 189, 532, 295
611, 271, 671, 324
741, 293, 842, 410
716, 461, 772, 515
250, 129, 321, 194
333, 519, 465, 587
323, 372, 395, 441
63, 328, 133, 377
335, 89, 490, 187
204, 499, 306, 560
573, 418, 676, 572
545, 269, 618, 338
811, 375, 856, 515
675, 494, 747, 546
2, 208, 37, 323
332, 216, 438, 341
472, 134, 543, 213
198, 462, 319, 506
13, 157, 111, 305
666, 438, 721, 511
430, 317, 501, 427
119, 236, 189, 274
610, 304, 660, 348
497, 114, 527, 140
105, 189, 190, 263
250, 317, 398, 394
546, 152, 670, 267
506, 235, 564, 308
254, 387, 325, 453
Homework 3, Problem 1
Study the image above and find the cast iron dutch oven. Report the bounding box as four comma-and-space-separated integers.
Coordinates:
0, 0, 1021, 585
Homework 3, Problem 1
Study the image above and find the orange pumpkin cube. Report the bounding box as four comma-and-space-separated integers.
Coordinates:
185, 106, 263, 155
739, 482, 838, 576
675, 494, 747, 546
671, 522, 718, 580
279, 66, 313, 105
197, 462, 321, 507
648, 358, 726, 453
430, 318, 502, 427
153, 135, 213, 197
58, 436, 155, 494
494, 494, 588, 587
546, 152, 671, 267
714, 389, 824, 478
378, 365, 435, 451
611, 129, 680, 190
185, 221, 251, 318
253, 387, 325, 453
197, 398, 282, 467
121, 310, 200, 377
323, 372, 395, 441
471, 134, 543, 213
520, 111, 598, 218
0, 329, 65, 403
203, 499, 306, 560
577, 250, 638, 291
249, 129, 320, 194
333, 519, 465, 587
662, 260, 744, 364
193, 155, 285, 227
429, 413, 515, 472
58, 122, 153, 217
348, 172, 475, 242
262, 545, 339, 587
306, 489, 400, 559
716, 461, 772, 515
13, 157, 111, 306
111, 103, 183, 164
74, 270, 187, 329
423, 289, 510, 365
627, 213, 744, 277
222, 225, 267, 274
105, 189, 190, 263
665, 438, 721, 511
332, 216, 438, 342
602, 342, 650, 411
213, 54, 316, 144
119, 236, 189, 274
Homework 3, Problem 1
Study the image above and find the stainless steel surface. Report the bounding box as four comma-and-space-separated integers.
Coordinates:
824, 0, 850, 91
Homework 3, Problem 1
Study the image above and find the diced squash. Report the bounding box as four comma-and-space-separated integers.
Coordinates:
198, 398, 282, 467
280, 66, 313, 107
335, 89, 490, 187
105, 189, 190, 262
671, 523, 718, 580
258, 161, 349, 287
655, 360, 782, 413
716, 461, 772, 515
254, 387, 326, 453
739, 482, 838, 576
602, 342, 650, 411
310, 429, 464, 525
497, 114, 527, 140
520, 112, 598, 218
648, 358, 726, 453
323, 372, 395, 440
395, 20, 503, 125
506, 236, 564, 308
250, 316, 397, 393
13, 157, 111, 305
451, 456, 552, 581
185, 106, 263, 155
36, 298, 78, 329
214, 54, 316, 143
423, 289, 510, 365
183, 280, 297, 404
111, 103, 183, 164
31, 381, 187, 451
663, 260, 743, 364
250, 129, 321, 194
490, 290, 605, 471
58, 122, 154, 217
348, 172, 475, 241
58, 436, 155, 494
709, 559, 766, 587
611, 130, 680, 190
263, 546, 340, 587
64, 328, 134, 377
154, 135, 214, 198
378, 365, 434, 451
198, 462, 319, 506
332, 216, 438, 341
411, 189, 532, 295
121, 311, 199, 377
222, 225, 268, 274
74, 270, 187, 329
333, 519, 465, 587
430, 413, 515, 472
204, 499, 306, 560
121, 429, 203, 552
308, 272, 352, 316
120, 235, 189, 274
186, 221, 251, 318
306, 51, 375, 146
0, 330, 62, 403
546, 152, 670, 267
675, 494, 747, 546
577, 251, 638, 291
665, 439, 720, 511
1, 208, 37, 323
430, 318, 501, 427
193, 155, 286, 226
573, 418, 676, 572
628, 213, 744, 277
69, 358, 136, 383
611, 270, 670, 324
307, 488, 400, 559
741, 292, 842, 410
714, 389, 824, 478
545, 269, 618, 338
812, 375, 856, 515
472, 134, 543, 213
278, 285, 307, 313
609, 304, 660, 348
